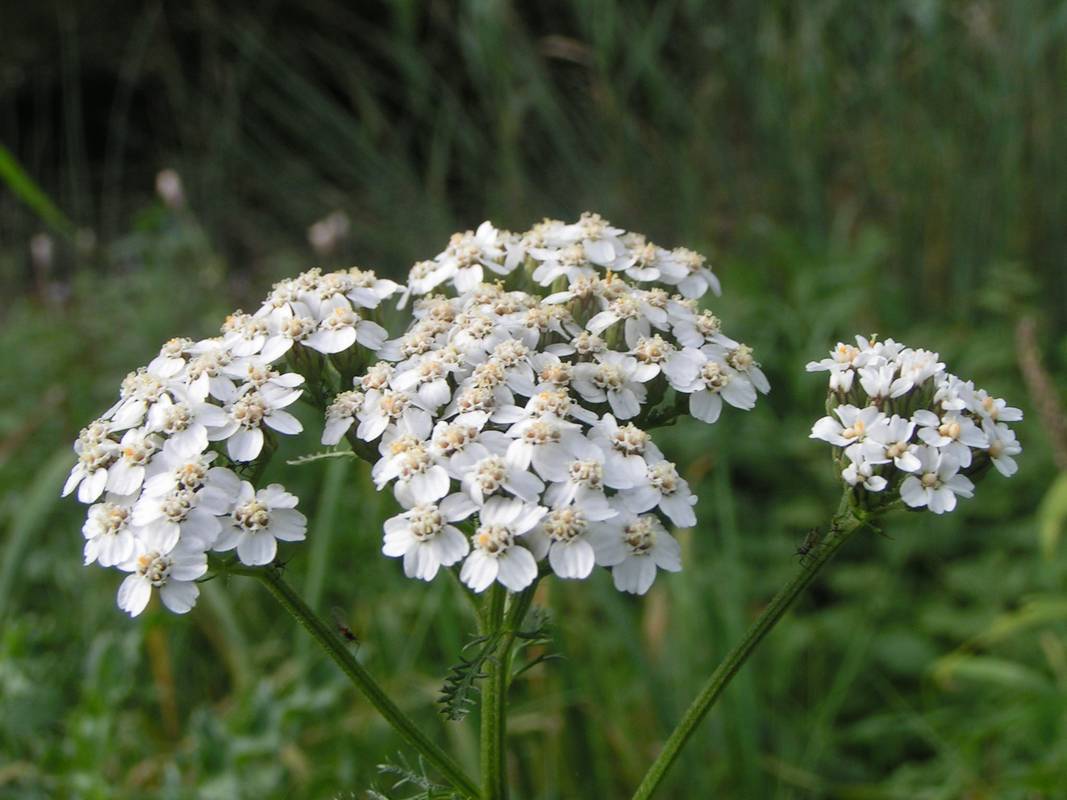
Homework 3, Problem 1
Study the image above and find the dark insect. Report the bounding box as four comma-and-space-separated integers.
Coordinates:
795, 528, 822, 561
331, 606, 359, 647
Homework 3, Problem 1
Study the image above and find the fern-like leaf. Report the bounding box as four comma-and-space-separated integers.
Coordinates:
370, 754, 460, 799
285, 450, 358, 466
437, 632, 500, 722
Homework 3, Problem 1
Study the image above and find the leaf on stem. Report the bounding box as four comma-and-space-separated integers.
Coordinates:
286, 450, 360, 466
437, 632, 502, 721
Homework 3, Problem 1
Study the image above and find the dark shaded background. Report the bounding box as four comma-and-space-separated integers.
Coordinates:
2, 2, 1066, 798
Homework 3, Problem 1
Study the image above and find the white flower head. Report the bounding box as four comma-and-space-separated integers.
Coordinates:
899, 446, 974, 514
809, 335, 1020, 513
214, 481, 307, 566
591, 512, 681, 595
116, 541, 208, 617
459, 497, 546, 592
383, 494, 474, 581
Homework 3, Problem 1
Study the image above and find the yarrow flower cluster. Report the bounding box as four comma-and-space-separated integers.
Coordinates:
353, 213, 767, 595
808, 336, 1022, 514
65, 212, 768, 614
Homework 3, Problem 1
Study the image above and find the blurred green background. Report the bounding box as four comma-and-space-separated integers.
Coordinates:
2, 2, 1067, 798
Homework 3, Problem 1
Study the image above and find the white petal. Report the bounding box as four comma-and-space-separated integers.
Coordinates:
270, 509, 307, 541
159, 580, 199, 614
265, 409, 303, 435
496, 547, 538, 591
549, 539, 595, 579
689, 390, 722, 424
227, 427, 264, 462
117, 575, 152, 617
237, 532, 277, 565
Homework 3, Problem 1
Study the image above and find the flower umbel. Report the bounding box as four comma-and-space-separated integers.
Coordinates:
808, 335, 1021, 514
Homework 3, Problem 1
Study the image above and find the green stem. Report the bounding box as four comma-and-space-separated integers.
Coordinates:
234, 564, 480, 800
480, 584, 509, 800
630, 505, 865, 800
478, 578, 541, 799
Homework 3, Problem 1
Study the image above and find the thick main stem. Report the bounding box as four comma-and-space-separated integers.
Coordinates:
236, 565, 480, 800
478, 579, 540, 800
630, 507, 865, 800
480, 584, 509, 800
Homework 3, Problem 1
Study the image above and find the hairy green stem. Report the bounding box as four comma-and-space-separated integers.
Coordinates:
234, 564, 480, 799
480, 584, 509, 800
630, 505, 866, 800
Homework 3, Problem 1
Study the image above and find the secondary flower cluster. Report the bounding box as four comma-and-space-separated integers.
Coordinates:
63, 213, 766, 613
808, 336, 1022, 513
60, 266, 402, 614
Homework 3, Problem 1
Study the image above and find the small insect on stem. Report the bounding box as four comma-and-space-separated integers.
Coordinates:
794, 528, 822, 564
331, 606, 359, 649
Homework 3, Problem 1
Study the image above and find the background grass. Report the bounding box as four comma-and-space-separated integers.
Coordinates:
2, 2, 1067, 798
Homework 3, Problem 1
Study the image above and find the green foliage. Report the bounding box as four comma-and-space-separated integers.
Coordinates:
2, 2, 1067, 798
438, 633, 500, 723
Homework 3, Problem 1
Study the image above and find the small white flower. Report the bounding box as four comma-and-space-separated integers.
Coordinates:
913, 410, 988, 468
664, 348, 757, 424
220, 310, 271, 358
147, 393, 228, 459
619, 461, 698, 527
83, 496, 141, 567
461, 453, 544, 505
142, 453, 221, 498
669, 247, 720, 299
439, 222, 510, 293
116, 541, 207, 616
841, 448, 888, 492
586, 291, 669, 348
105, 366, 172, 430
390, 352, 457, 412
865, 414, 921, 472
208, 387, 304, 462
63, 421, 119, 503
346, 267, 399, 309
357, 388, 432, 442
899, 446, 974, 514
132, 485, 221, 555
984, 420, 1022, 477
669, 308, 727, 349
382, 494, 474, 581
215, 482, 307, 566
459, 497, 546, 592
571, 351, 657, 420
526, 504, 617, 580
261, 301, 319, 359
590, 512, 681, 595
302, 295, 388, 353
429, 421, 507, 478
805, 338, 870, 375
588, 414, 663, 490
895, 348, 944, 394
322, 389, 366, 445
181, 338, 237, 403
504, 415, 585, 478
974, 391, 1023, 423
375, 442, 451, 507
537, 436, 614, 512
933, 375, 976, 413
809, 405, 884, 449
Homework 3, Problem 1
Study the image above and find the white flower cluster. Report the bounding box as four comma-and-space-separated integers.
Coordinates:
61, 266, 401, 615
333, 213, 767, 595
808, 335, 1022, 514
64, 213, 766, 614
